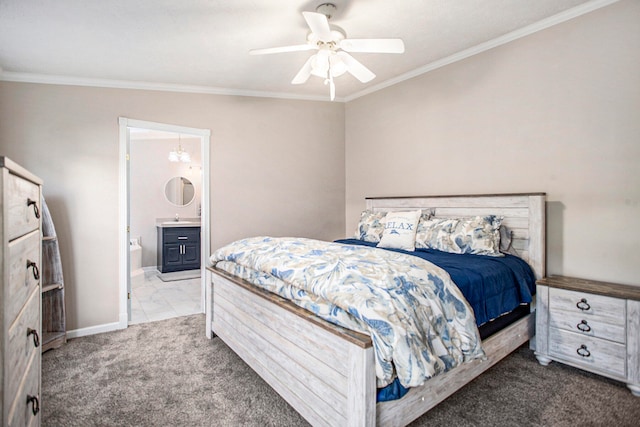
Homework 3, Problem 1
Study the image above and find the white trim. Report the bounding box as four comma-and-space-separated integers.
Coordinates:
67, 321, 122, 339
119, 117, 211, 331
118, 118, 129, 329
0, 0, 611, 103
0, 71, 338, 102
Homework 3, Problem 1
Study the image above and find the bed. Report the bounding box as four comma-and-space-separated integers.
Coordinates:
206, 193, 546, 426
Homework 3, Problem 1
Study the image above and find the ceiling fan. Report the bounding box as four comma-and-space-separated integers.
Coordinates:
249, 3, 405, 100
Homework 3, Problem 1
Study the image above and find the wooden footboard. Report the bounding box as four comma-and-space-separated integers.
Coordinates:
210, 267, 534, 427
210, 268, 376, 427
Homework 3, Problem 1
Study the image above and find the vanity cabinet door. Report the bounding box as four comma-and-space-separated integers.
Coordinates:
181, 241, 200, 269
162, 243, 184, 269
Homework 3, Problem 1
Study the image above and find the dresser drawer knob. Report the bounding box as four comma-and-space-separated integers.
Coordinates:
576, 320, 591, 333
27, 327, 40, 348
26, 395, 40, 416
27, 198, 40, 219
576, 298, 591, 311
26, 260, 40, 280
576, 344, 591, 358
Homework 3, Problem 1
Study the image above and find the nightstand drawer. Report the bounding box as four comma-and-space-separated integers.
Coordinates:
549, 328, 626, 378
548, 309, 626, 343
549, 287, 625, 325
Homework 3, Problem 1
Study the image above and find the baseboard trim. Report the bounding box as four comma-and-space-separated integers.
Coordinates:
67, 320, 124, 339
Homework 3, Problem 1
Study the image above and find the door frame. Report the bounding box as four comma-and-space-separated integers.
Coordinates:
118, 117, 211, 329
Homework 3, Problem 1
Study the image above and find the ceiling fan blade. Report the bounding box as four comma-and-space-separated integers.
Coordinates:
302, 11, 331, 40
339, 38, 405, 54
249, 44, 315, 55
291, 56, 315, 84
337, 52, 376, 83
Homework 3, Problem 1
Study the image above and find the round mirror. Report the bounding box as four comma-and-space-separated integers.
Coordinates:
164, 176, 195, 206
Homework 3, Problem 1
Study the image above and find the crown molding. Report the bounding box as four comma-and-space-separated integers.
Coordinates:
0, 71, 342, 102
0, 0, 618, 104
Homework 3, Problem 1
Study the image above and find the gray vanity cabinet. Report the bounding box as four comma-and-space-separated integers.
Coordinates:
157, 226, 201, 273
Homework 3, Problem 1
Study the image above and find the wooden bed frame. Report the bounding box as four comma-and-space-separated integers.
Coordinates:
206, 193, 546, 426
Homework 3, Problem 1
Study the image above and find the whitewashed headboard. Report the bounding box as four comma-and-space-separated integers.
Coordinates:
365, 193, 546, 280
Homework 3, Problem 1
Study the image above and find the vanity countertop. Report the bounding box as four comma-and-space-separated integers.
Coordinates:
156, 218, 201, 228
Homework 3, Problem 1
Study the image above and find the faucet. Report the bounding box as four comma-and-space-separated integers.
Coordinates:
175, 213, 180, 222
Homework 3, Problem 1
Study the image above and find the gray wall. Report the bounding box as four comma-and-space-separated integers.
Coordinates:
345, 0, 639, 285
0, 84, 345, 331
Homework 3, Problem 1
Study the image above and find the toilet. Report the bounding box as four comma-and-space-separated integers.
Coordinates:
130, 237, 143, 276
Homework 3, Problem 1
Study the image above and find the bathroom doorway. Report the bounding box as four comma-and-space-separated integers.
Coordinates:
118, 118, 211, 328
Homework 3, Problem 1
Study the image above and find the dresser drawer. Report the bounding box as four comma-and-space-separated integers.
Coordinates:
7, 351, 41, 427
6, 287, 41, 404
6, 172, 41, 241
548, 309, 626, 343
7, 230, 41, 323
548, 327, 626, 379
549, 287, 625, 326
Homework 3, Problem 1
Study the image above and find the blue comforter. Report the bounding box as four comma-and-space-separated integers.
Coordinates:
335, 239, 536, 326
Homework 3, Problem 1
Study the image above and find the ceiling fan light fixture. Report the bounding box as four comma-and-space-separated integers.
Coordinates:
251, 3, 405, 101
329, 54, 347, 77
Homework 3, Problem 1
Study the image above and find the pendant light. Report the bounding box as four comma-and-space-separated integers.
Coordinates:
168, 134, 190, 163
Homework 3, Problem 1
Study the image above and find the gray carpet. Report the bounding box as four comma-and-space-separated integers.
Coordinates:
42, 314, 640, 426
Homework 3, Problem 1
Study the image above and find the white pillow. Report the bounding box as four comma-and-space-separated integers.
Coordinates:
377, 210, 421, 251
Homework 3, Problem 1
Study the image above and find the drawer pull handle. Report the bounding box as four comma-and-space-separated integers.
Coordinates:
576, 320, 591, 332
576, 344, 591, 358
27, 328, 40, 348
26, 395, 40, 416
27, 198, 40, 219
576, 298, 591, 311
26, 260, 40, 280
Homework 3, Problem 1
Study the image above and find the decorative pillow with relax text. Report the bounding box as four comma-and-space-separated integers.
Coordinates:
377, 210, 421, 251
354, 210, 387, 243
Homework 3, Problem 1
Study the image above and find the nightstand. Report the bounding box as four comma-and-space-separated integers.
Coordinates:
535, 275, 640, 396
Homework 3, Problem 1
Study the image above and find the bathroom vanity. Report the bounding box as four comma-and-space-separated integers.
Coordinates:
156, 220, 201, 273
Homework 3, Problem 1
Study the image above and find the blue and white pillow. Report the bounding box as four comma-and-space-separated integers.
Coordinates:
354, 210, 387, 243
416, 215, 504, 256
377, 210, 421, 251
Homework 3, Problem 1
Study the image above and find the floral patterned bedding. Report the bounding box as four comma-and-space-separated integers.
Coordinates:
210, 236, 485, 388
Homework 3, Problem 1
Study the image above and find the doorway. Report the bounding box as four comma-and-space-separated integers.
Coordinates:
118, 118, 211, 328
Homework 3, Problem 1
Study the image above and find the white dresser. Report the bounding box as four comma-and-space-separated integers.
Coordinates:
1, 157, 43, 426
535, 275, 640, 396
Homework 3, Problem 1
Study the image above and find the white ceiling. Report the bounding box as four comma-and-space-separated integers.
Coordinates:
0, 0, 616, 102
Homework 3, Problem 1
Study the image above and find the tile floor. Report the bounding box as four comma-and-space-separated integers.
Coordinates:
130, 270, 202, 325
